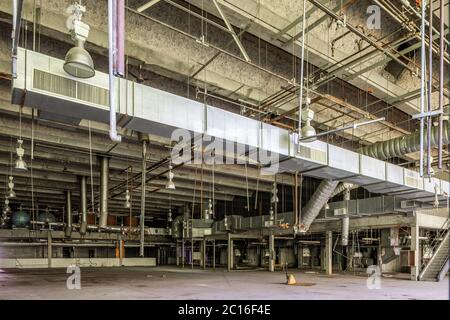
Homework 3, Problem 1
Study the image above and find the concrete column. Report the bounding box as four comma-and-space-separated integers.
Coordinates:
47, 231, 52, 268
227, 233, 233, 272
410, 224, 420, 281
202, 239, 206, 270
269, 233, 275, 272
181, 239, 185, 268
298, 245, 303, 269
99, 156, 110, 228
139, 140, 147, 257
119, 237, 124, 266
176, 241, 179, 266
213, 239, 216, 271
79, 176, 88, 235
325, 231, 333, 275
64, 190, 72, 237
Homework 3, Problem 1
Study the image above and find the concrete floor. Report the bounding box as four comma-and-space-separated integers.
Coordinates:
0, 266, 448, 300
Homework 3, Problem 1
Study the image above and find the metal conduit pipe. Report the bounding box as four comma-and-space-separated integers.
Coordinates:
299, 180, 339, 232
79, 176, 88, 235
358, 123, 450, 160
65, 190, 72, 237
341, 188, 350, 246
99, 156, 110, 228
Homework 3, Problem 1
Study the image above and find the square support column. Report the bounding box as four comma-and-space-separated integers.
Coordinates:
325, 231, 333, 275
410, 224, 420, 281
227, 233, 233, 272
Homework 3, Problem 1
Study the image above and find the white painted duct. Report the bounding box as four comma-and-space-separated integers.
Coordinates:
300, 180, 339, 231
358, 123, 449, 160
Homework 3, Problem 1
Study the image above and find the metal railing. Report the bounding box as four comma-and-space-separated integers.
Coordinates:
419, 217, 450, 276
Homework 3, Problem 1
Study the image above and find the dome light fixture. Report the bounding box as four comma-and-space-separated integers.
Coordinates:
15, 139, 27, 171
63, 3, 95, 78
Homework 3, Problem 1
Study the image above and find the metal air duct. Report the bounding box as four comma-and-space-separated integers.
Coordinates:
300, 179, 339, 231
99, 157, 110, 228
358, 123, 449, 160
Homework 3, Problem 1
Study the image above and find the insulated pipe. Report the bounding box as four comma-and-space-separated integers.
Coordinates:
65, 190, 72, 237
358, 123, 450, 160
11, 0, 24, 78
79, 176, 88, 235
419, 0, 426, 177
115, 0, 125, 76
427, 0, 433, 177
108, 0, 122, 143
438, 0, 445, 169
99, 157, 110, 228
341, 188, 350, 246
332, 183, 357, 198
298, 0, 307, 139
300, 180, 339, 231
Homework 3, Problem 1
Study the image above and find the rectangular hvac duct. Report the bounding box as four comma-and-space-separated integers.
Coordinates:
364, 163, 413, 194
10, 48, 449, 203
307, 144, 360, 180
346, 154, 387, 185
279, 136, 328, 173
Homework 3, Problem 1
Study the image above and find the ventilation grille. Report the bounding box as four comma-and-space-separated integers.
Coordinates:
33, 69, 108, 107
298, 145, 327, 164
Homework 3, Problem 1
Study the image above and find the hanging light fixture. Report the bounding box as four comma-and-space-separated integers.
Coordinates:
63, 3, 95, 78
14, 139, 27, 171
300, 100, 317, 143
166, 162, 175, 190
207, 198, 213, 219
271, 182, 278, 204
167, 208, 173, 224
3, 198, 11, 214
7, 176, 16, 199
124, 189, 131, 209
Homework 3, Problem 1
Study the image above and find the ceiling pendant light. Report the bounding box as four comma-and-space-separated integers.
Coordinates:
15, 139, 27, 171
166, 163, 175, 190
167, 208, 173, 224
63, 3, 95, 78
7, 176, 16, 199
300, 99, 317, 143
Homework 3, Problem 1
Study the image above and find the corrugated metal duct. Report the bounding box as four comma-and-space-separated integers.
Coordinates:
359, 123, 449, 160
